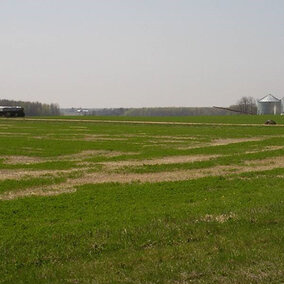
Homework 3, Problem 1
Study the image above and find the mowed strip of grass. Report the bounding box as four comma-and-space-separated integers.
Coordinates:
1, 171, 283, 283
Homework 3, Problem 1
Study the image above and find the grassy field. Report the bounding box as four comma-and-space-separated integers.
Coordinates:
0, 116, 283, 283
34, 114, 284, 124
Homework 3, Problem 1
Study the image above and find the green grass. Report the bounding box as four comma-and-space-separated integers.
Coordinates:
0, 116, 283, 283
0, 176, 66, 194
1, 174, 283, 283
31, 114, 284, 124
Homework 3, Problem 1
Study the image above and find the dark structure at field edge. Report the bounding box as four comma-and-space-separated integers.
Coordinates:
0, 106, 25, 117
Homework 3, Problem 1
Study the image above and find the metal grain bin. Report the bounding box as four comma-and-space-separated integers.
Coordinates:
257, 95, 281, 115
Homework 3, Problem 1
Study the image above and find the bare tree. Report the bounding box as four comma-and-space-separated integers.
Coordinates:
230, 96, 257, 114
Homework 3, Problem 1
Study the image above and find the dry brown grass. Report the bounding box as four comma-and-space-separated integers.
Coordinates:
0, 132, 29, 136
101, 154, 220, 169
1, 156, 284, 200
2, 156, 44, 165
0, 150, 137, 166
0, 168, 86, 180
82, 135, 128, 141
1, 186, 77, 200
211, 137, 266, 146
197, 213, 237, 223
177, 136, 283, 150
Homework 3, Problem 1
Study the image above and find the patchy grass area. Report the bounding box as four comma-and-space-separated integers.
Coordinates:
0, 117, 283, 283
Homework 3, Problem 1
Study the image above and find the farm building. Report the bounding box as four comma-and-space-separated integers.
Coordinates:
257, 94, 284, 115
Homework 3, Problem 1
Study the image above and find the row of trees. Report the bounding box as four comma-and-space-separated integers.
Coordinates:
62, 107, 236, 116
123, 107, 233, 116
62, 97, 258, 117
68, 97, 257, 116
122, 97, 258, 116
0, 99, 60, 116
1, 96, 256, 117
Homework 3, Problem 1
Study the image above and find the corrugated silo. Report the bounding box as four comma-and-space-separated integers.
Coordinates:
257, 94, 281, 115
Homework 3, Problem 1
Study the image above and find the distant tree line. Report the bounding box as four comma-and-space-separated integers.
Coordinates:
61, 96, 258, 117
86, 98, 257, 116
0, 99, 60, 116
123, 107, 234, 116
62, 107, 237, 116
90, 108, 126, 116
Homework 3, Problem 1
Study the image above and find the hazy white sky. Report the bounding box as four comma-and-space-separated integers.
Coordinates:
1, 0, 283, 108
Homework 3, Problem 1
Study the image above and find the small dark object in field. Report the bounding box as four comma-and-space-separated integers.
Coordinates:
265, 120, 276, 125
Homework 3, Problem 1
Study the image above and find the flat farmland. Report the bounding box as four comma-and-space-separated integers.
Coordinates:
0, 116, 284, 283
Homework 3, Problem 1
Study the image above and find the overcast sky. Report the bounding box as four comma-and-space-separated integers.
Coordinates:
0, 1, 283, 108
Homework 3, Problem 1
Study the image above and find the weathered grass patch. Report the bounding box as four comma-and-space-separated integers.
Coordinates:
0, 176, 66, 194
